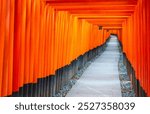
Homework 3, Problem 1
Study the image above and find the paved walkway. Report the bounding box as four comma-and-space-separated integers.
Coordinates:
66, 35, 122, 97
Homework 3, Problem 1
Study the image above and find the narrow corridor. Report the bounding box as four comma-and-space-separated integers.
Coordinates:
0, 0, 150, 97
67, 35, 121, 97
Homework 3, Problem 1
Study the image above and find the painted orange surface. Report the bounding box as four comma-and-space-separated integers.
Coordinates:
121, 0, 150, 96
0, 0, 150, 96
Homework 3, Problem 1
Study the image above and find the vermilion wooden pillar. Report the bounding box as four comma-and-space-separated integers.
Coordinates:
24, 0, 31, 85
146, 0, 150, 96
0, 0, 6, 96
13, 0, 22, 93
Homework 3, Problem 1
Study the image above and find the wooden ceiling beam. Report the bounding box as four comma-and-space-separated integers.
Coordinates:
94, 23, 123, 25
45, 0, 138, 6
68, 10, 133, 15
86, 18, 126, 21
72, 13, 132, 18
52, 5, 135, 11
103, 27, 122, 29
89, 21, 123, 25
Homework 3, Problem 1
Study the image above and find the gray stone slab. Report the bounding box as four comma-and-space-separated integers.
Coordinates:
66, 36, 122, 97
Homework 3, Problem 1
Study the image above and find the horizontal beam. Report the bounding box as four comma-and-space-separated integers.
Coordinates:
103, 27, 122, 29
94, 24, 122, 26
46, 0, 137, 5
77, 16, 129, 19
85, 18, 125, 27
78, 17, 128, 19
53, 5, 135, 11
86, 18, 126, 21
68, 10, 134, 14
86, 19, 125, 24
87, 22, 123, 25
72, 13, 132, 18
45, 0, 137, 2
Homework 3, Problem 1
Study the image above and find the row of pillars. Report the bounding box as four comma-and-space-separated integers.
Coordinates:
10, 42, 107, 97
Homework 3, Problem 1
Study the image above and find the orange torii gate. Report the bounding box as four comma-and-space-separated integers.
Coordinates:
0, 0, 150, 97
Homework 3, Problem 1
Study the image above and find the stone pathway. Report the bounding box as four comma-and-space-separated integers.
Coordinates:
66, 35, 122, 97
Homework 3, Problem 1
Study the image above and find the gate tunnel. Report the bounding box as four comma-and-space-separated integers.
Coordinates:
0, 0, 150, 97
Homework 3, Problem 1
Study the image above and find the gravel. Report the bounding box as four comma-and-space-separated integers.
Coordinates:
118, 53, 135, 97
55, 54, 102, 97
